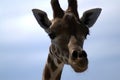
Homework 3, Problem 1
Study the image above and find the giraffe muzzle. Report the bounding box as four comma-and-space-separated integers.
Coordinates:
70, 50, 88, 72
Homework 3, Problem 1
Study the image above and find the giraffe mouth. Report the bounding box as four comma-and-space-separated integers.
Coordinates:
71, 63, 88, 72
70, 58, 88, 72
72, 64, 88, 72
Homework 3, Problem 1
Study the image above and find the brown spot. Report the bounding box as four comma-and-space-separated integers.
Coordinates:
44, 65, 51, 79
51, 59, 58, 72
55, 70, 62, 80
47, 54, 58, 72
57, 59, 62, 64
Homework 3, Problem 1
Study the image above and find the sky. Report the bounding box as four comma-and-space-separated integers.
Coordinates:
0, 0, 120, 80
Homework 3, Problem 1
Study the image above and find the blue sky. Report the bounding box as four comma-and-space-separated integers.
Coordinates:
0, 0, 120, 80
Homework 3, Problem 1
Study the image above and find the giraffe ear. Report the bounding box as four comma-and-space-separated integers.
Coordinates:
81, 8, 102, 28
32, 9, 51, 29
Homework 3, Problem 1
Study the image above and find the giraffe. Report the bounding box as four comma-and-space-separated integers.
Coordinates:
32, 0, 102, 80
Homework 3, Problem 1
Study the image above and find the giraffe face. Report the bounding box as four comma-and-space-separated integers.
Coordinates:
32, 1, 101, 73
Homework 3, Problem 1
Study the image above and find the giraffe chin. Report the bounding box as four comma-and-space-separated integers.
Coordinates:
71, 64, 88, 72
69, 57, 88, 72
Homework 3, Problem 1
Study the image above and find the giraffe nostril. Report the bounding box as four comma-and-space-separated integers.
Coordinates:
72, 51, 78, 59
79, 50, 87, 58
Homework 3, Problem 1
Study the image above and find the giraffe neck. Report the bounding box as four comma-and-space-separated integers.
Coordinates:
42, 51, 64, 80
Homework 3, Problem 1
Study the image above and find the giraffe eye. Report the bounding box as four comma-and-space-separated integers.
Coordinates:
48, 32, 56, 39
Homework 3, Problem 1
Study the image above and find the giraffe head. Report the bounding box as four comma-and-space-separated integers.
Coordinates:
32, 0, 101, 72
